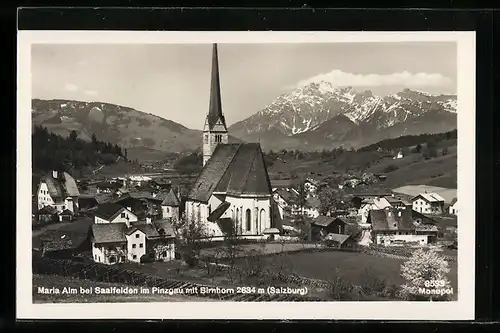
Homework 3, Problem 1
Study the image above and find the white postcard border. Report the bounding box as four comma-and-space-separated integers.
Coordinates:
17, 31, 476, 320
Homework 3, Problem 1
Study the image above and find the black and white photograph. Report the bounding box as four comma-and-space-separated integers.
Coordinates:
17, 31, 475, 320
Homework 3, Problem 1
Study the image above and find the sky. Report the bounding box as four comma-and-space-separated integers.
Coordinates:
32, 42, 457, 130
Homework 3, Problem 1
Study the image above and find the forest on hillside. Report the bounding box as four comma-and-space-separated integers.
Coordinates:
32, 125, 128, 173
358, 129, 457, 152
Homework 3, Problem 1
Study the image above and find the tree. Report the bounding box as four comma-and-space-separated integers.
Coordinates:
415, 143, 422, 153
295, 183, 307, 217
317, 186, 338, 215
399, 249, 451, 301
69, 130, 78, 142
91, 133, 97, 144
173, 213, 209, 268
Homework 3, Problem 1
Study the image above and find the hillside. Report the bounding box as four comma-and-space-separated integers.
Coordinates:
32, 125, 127, 174
264, 131, 457, 190
32, 99, 246, 160
32, 99, 202, 153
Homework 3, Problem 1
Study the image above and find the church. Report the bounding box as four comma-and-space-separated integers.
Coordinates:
184, 44, 279, 237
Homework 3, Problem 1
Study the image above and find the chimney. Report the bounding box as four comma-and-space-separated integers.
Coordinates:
146, 216, 152, 224
52, 170, 58, 179
391, 193, 395, 197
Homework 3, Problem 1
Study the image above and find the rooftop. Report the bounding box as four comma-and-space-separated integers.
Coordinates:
188, 143, 271, 203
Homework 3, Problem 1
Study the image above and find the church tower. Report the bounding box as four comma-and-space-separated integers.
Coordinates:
203, 43, 228, 166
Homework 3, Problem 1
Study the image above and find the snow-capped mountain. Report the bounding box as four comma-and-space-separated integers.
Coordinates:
228, 81, 457, 151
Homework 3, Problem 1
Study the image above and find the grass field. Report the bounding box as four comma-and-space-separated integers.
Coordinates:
237, 250, 458, 292
32, 274, 211, 303
392, 185, 457, 203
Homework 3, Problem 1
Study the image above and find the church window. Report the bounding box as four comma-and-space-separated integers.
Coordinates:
259, 209, 265, 232
204, 134, 208, 144
246, 209, 251, 231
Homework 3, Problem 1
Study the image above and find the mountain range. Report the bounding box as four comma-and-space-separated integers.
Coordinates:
228, 81, 457, 151
31, 81, 457, 156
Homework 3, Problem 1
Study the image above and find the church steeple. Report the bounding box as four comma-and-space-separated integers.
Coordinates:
203, 43, 228, 166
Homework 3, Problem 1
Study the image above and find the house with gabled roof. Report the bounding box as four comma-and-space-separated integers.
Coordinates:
93, 203, 138, 224
37, 170, 80, 214
448, 198, 458, 215
161, 188, 181, 221
91, 217, 176, 264
411, 192, 445, 215
184, 44, 275, 238
368, 207, 429, 246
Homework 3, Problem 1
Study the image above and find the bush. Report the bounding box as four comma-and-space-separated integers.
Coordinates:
383, 164, 399, 173
360, 267, 387, 295
140, 253, 154, 263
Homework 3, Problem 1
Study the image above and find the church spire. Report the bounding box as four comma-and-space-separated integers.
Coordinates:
207, 43, 227, 131
203, 43, 229, 167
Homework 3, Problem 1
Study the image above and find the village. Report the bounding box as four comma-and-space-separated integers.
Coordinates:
31, 44, 458, 302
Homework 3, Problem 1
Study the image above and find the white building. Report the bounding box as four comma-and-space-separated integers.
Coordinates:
412, 193, 445, 215
449, 199, 458, 215
185, 43, 276, 238
37, 170, 80, 214
90, 203, 175, 265
393, 151, 404, 159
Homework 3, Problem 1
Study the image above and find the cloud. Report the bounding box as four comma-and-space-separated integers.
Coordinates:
84, 90, 98, 96
293, 70, 453, 89
64, 83, 78, 92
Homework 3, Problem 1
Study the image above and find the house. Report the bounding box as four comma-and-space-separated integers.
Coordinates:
343, 178, 367, 188
385, 195, 412, 209
310, 216, 352, 241
37, 205, 58, 224
273, 189, 298, 211
37, 170, 80, 213
93, 203, 138, 224
368, 207, 428, 246
304, 178, 320, 194
303, 197, 320, 218
323, 233, 356, 249
161, 188, 181, 221
393, 151, 404, 159
78, 195, 100, 210
95, 181, 121, 194
113, 195, 148, 217
34, 218, 93, 258
448, 198, 458, 215
350, 193, 393, 209
357, 197, 393, 224
128, 175, 153, 187
91, 217, 176, 264
411, 193, 445, 215
58, 209, 74, 222
184, 44, 275, 238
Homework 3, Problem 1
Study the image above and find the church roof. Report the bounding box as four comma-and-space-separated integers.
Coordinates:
40, 171, 80, 200
187, 143, 272, 203
206, 43, 227, 131
161, 188, 180, 207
